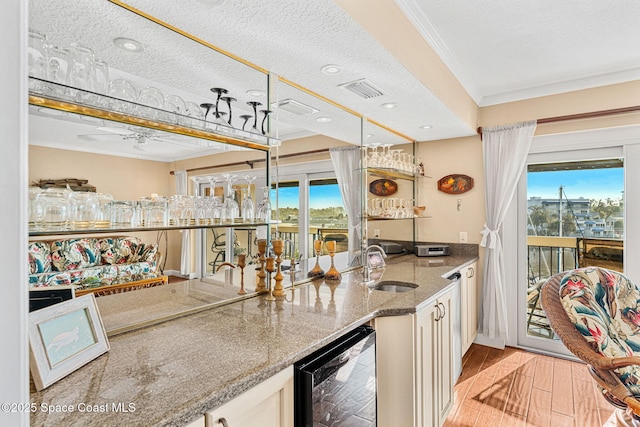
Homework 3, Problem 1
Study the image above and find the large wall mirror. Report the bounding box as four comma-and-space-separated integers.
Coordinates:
28, 0, 371, 335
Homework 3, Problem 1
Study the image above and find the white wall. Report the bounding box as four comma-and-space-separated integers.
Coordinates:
1, 0, 28, 425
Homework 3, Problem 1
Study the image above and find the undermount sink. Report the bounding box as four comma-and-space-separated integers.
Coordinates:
371, 281, 419, 293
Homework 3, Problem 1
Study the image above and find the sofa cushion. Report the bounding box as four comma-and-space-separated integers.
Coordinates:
137, 243, 158, 263
100, 236, 142, 265
50, 238, 100, 271
28, 241, 51, 274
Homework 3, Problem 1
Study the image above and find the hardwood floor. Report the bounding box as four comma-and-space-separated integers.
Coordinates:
444, 344, 616, 427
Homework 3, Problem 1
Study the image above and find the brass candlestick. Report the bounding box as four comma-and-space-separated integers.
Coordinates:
255, 239, 267, 293
272, 239, 285, 297
324, 240, 342, 281
237, 253, 247, 295
307, 239, 325, 278
265, 255, 276, 301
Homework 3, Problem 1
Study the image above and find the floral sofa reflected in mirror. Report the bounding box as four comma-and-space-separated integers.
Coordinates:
28, 236, 167, 296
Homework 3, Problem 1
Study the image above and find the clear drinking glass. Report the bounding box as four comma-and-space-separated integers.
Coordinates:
35, 188, 73, 231
28, 30, 49, 92
108, 79, 137, 114
71, 191, 99, 229
111, 201, 136, 228
90, 59, 110, 95
69, 43, 95, 91
46, 45, 72, 87
141, 196, 169, 227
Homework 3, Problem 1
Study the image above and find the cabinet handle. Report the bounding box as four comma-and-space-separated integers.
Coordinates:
439, 302, 446, 319
217, 418, 229, 427
434, 302, 441, 321
467, 267, 474, 278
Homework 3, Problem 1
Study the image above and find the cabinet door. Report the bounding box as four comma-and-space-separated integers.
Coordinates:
436, 291, 454, 426
415, 300, 438, 427
206, 367, 293, 427
461, 262, 478, 355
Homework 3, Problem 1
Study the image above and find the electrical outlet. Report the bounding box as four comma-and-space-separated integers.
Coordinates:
459, 231, 468, 243
373, 229, 381, 238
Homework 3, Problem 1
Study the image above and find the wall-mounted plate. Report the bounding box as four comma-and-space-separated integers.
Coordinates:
437, 174, 474, 194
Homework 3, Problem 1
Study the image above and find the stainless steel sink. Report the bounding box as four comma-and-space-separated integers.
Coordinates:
371, 281, 418, 293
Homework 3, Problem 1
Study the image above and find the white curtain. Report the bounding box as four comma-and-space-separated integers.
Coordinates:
174, 170, 190, 276
330, 146, 362, 265
480, 120, 536, 340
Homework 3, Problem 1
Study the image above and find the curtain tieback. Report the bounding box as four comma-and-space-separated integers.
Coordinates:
480, 224, 500, 249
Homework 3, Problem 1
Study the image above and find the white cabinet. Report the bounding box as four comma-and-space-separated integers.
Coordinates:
205, 367, 293, 427
184, 416, 205, 427
460, 261, 478, 355
374, 286, 454, 427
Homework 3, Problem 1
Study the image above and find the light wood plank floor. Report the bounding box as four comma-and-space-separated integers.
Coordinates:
444, 344, 616, 427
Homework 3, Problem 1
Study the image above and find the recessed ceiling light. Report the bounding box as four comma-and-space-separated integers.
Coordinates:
420, 125, 433, 129
246, 89, 265, 97
316, 116, 332, 123
113, 37, 144, 53
381, 103, 397, 109
321, 64, 341, 75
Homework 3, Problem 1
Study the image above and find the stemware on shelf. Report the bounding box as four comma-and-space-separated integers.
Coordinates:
200, 102, 215, 121
241, 175, 256, 223
246, 101, 262, 133
260, 109, 272, 135
256, 186, 271, 222
221, 173, 239, 223
210, 87, 229, 124
239, 114, 252, 131
220, 95, 236, 126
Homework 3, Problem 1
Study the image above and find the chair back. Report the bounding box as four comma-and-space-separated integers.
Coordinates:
541, 267, 640, 394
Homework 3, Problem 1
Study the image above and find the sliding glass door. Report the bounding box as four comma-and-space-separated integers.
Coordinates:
517, 149, 624, 354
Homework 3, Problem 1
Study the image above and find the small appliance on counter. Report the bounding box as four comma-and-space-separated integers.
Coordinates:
415, 244, 450, 257
379, 241, 404, 254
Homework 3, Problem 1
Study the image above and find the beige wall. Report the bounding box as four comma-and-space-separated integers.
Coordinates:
416, 136, 485, 244
29, 146, 173, 199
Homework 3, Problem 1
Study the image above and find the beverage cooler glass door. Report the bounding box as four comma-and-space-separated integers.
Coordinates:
294, 325, 376, 427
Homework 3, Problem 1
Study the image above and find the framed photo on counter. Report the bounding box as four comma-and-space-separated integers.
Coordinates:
29, 293, 109, 390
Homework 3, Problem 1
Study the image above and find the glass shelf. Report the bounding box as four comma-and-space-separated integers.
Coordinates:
364, 167, 429, 181
28, 77, 279, 151
28, 221, 269, 237
367, 216, 431, 221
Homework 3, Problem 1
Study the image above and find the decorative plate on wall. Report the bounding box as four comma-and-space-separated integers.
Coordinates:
369, 179, 398, 197
437, 174, 474, 194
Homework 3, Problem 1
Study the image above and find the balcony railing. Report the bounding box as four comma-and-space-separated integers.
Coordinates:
526, 235, 624, 339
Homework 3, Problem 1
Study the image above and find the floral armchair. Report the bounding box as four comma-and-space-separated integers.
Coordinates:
541, 267, 640, 420
29, 236, 166, 296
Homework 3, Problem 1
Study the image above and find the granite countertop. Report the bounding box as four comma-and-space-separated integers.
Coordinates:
30, 254, 477, 426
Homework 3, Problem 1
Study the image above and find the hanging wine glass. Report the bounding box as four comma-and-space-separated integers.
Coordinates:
220, 96, 236, 126
200, 103, 214, 121
239, 114, 252, 131
260, 109, 272, 135
221, 173, 239, 223
246, 101, 262, 133
210, 87, 227, 120
241, 175, 256, 223
256, 186, 271, 222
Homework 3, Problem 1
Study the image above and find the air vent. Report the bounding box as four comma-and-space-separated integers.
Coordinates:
272, 99, 319, 115
339, 78, 385, 99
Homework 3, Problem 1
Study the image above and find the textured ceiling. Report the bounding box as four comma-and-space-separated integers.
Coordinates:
397, 0, 640, 106
28, 0, 640, 161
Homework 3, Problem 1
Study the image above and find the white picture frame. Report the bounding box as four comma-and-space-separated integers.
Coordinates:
29, 293, 109, 391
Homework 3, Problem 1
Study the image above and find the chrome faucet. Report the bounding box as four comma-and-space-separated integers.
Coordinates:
362, 244, 387, 283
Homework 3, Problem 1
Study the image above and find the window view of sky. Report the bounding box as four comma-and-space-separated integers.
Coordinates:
527, 168, 623, 200
272, 184, 344, 209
